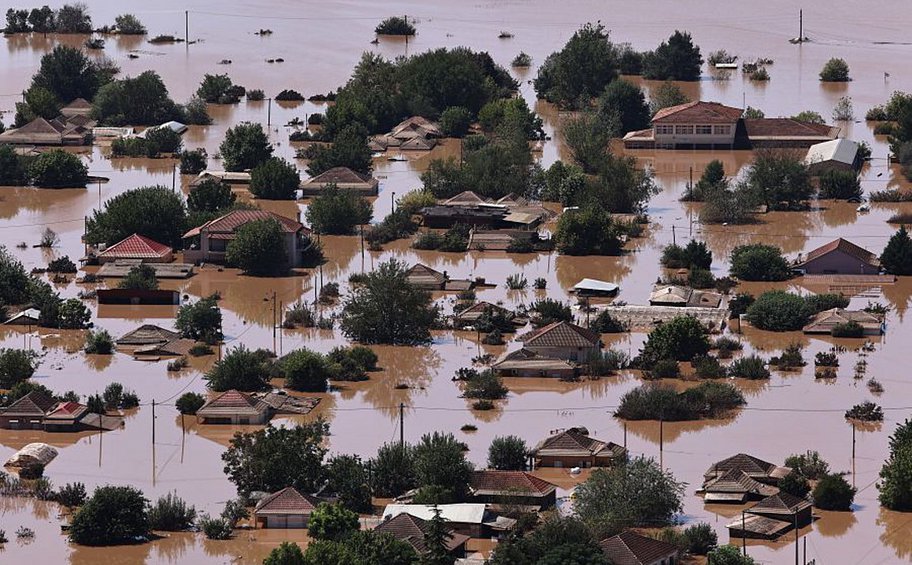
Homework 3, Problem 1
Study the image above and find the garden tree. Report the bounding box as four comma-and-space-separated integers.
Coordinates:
489, 516, 606, 565
554, 207, 625, 256
785, 450, 830, 480
637, 315, 710, 366
28, 6, 55, 32
0, 246, 32, 305
5, 8, 29, 32
225, 218, 289, 276
820, 57, 850, 82
745, 291, 811, 331
562, 110, 619, 173
325, 454, 372, 513
642, 30, 703, 81
301, 531, 418, 564
438, 106, 473, 137
0, 144, 29, 185
488, 435, 528, 470
729, 244, 790, 281
308, 503, 360, 541
196, 73, 235, 103
27, 150, 88, 188
462, 368, 508, 400
699, 182, 756, 224
85, 186, 187, 247
574, 456, 684, 536
148, 492, 196, 531
375, 15, 415, 35
175, 294, 223, 341
84, 329, 113, 354
792, 110, 825, 124
118, 264, 158, 290
813, 473, 856, 510
56, 298, 90, 329
779, 471, 811, 498
305, 184, 373, 234
708, 545, 757, 565
413, 432, 474, 503
205, 345, 271, 391
371, 442, 417, 497
219, 122, 274, 172
305, 124, 373, 176
683, 523, 718, 555
880, 225, 912, 275
249, 158, 300, 200
175, 392, 205, 415
187, 179, 236, 213
649, 81, 689, 114
55, 3, 92, 33
477, 97, 544, 139
534, 23, 619, 108
114, 13, 145, 34
0, 349, 39, 389
281, 348, 332, 392
31, 45, 104, 103
16, 85, 61, 123
222, 419, 329, 496
660, 240, 712, 269
683, 159, 726, 201
597, 79, 650, 133
91, 71, 183, 126
264, 542, 305, 565
340, 259, 439, 345
879, 418, 912, 510
69, 486, 150, 546
818, 169, 862, 200
746, 149, 813, 209
422, 508, 456, 565
180, 148, 207, 175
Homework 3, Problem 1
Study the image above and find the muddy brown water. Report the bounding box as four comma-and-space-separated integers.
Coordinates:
4, 1, 912, 563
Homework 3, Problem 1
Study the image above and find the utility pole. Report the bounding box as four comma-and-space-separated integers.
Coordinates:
623, 420, 627, 449
391, 191, 396, 213
267, 98, 272, 126
799, 9, 803, 42
742, 510, 747, 555
671, 225, 676, 246
399, 402, 405, 447
794, 511, 799, 565
172, 164, 176, 191
151, 399, 156, 444
185, 10, 189, 45
659, 418, 664, 469
360, 224, 365, 258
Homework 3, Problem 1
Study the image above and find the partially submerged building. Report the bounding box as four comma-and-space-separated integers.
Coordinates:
794, 238, 880, 275
802, 308, 884, 335
381, 503, 515, 538
253, 487, 322, 528
95, 233, 173, 264
599, 530, 681, 565
531, 427, 627, 469
196, 390, 272, 425
727, 492, 814, 540
0, 392, 123, 432
491, 348, 577, 379
453, 301, 516, 329
700, 468, 780, 503
649, 285, 723, 308
183, 209, 312, 267
374, 512, 469, 558
704, 453, 791, 485
519, 321, 602, 362
469, 470, 558, 510
805, 138, 861, 175
299, 166, 380, 197
0, 116, 92, 145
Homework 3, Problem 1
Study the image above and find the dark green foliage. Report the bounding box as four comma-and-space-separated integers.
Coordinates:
370, 442, 417, 498
92, 71, 183, 126
176, 294, 222, 342
375, 16, 415, 35
413, 432, 474, 503
804, 293, 850, 314
587, 349, 629, 376
785, 450, 830, 480
306, 184, 373, 234
648, 358, 680, 379
813, 474, 855, 510
199, 515, 233, 539
555, 207, 624, 255
692, 355, 725, 379
16, 85, 61, 123
180, 148, 208, 175
792, 110, 825, 124
304, 124, 372, 176
187, 179, 235, 213
55, 3, 92, 33
641, 30, 703, 81
728, 293, 755, 318
0, 145, 29, 185
598, 79, 650, 133
0, 349, 38, 389
69, 486, 150, 546
84, 329, 113, 354
56, 298, 90, 329
747, 150, 813, 210
688, 159, 727, 201
832, 320, 864, 337
365, 208, 420, 245
727, 355, 770, 379
219, 122, 274, 172
264, 541, 305, 565
699, 182, 757, 224
880, 419, 912, 510
478, 97, 544, 139
114, 13, 145, 34
222, 420, 329, 496
779, 471, 811, 498
461, 368, 508, 400
118, 264, 158, 290
820, 58, 850, 82
745, 291, 810, 331
534, 23, 619, 108
32, 45, 102, 103
148, 492, 196, 531
590, 310, 627, 333
818, 170, 862, 200
660, 240, 712, 269
197, 73, 236, 103
845, 400, 883, 422
880, 225, 912, 275
561, 110, 617, 174
770, 343, 806, 370
27, 150, 88, 188
616, 381, 744, 421
205, 345, 271, 391
275, 89, 304, 102
325, 455, 372, 512
488, 435, 528, 470
683, 522, 718, 555
175, 392, 205, 415
439, 106, 473, 137
282, 348, 331, 392
421, 508, 457, 565
708, 545, 758, 564
637, 316, 710, 366
530, 298, 572, 326
249, 158, 300, 200
729, 244, 790, 281
86, 394, 105, 414
226, 218, 289, 276
0, 247, 30, 305
649, 81, 689, 114
86, 186, 187, 248
340, 259, 438, 345
308, 503, 360, 541
47, 255, 76, 273
57, 482, 87, 508
489, 516, 605, 565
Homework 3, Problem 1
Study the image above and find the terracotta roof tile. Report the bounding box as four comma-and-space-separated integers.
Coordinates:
374, 512, 468, 553
599, 531, 679, 565
184, 210, 306, 239
470, 470, 557, 496
744, 118, 838, 138
2, 391, 57, 417
532, 428, 626, 459
254, 487, 321, 515
520, 321, 601, 348
198, 390, 270, 416
802, 238, 878, 267
303, 166, 374, 185
652, 101, 743, 124
98, 233, 172, 259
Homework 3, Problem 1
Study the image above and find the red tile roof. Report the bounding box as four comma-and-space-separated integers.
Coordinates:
2, 391, 57, 417
470, 470, 557, 497
600, 531, 679, 565
44, 401, 88, 421
183, 210, 306, 239
197, 390, 270, 416
801, 238, 878, 267
374, 512, 469, 553
254, 487, 321, 515
652, 101, 743, 124
303, 166, 375, 185
520, 321, 601, 348
744, 118, 838, 139
532, 428, 626, 459
98, 233, 172, 259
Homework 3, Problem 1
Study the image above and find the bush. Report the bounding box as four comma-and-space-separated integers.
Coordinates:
197, 74, 235, 103
745, 291, 811, 331
534, 23, 620, 108
439, 106, 473, 137
711, 336, 743, 356
729, 244, 790, 281
728, 355, 770, 379
530, 299, 572, 326
175, 392, 205, 415
845, 401, 883, 422
769, 343, 806, 370
69, 486, 150, 546
114, 13, 145, 34
648, 358, 681, 379
199, 515, 233, 540
249, 157, 299, 200
814, 351, 839, 367
375, 16, 415, 35
205, 345, 271, 391
813, 473, 856, 511
219, 122, 273, 172
282, 348, 332, 392
683, 522, 718, 555
308, 503, 360, 541
28, 150, 88, 188
820, 58, 850, 82
187, 178, 235, 213
275, 89, 304, 102
179, 149, 207, 175
587, 349, 629, 376
84, 330, 113, 354
692, 355, 725, 379
779, 471, 811, 498
462, 369, 508, 400
637, 316, 710, 366
119, 264, 158, 291
284, 302, 316, 328
660, 240, 712, 269
176, 294, 222, 342
306, 184, 373, 234
512, 52, 532, 67
616, 382, 744, 421
818, 170, 862, 200
226, 218, 289, 275
786, 450, 830, 480
832, 320, 864, 338
57, 482, 87, 508
590, 310, 626, 333
148, 492, 196, 531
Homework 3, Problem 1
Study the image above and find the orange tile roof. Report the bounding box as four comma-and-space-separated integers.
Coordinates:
470, 470, 557, 496
2, 391, 57, 417
183, 210, 306, 239
374, 512, 469, 553
802, 238, 877, 266
197, 390, 270, 416
651, 101, 743, 124
600, 531, 679, 565
520, 321, 601, 348
98, 233, 172, 259
254, 487, 321, 515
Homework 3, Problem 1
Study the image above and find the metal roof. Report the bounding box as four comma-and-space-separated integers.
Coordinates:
805, 138, 859, 166
382, 503, 487, 524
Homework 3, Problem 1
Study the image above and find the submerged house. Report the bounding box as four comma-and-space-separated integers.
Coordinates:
802, 308, 884, 335
600, 530, 681, 565
700, 468, 779, 503
406, 263, 448, 290
704, 453, 791, 485
469, 470, 558, 510
253, 487, 322, 528
183, 210, 312, 267
531, 427, 627, 469
374, 512, 469, 558
0, 116, 92, 145
381, 503, 515, 538
491, 348, 577, 379
519, 321, 602, 362
453, 301, 515, 328
116, 325, 182, 347
727, 492, 814, 540
95, 234, 173, 264
0, 391, 56, 430
805, 138, 861, 175
196, 390, 272, 425
0, 392, 123, 432
794, 238, 880, 275
649, 285, 723, 308
299, 166, 380, 196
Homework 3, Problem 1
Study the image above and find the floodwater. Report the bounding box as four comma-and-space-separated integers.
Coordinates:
4, 1, 912, 563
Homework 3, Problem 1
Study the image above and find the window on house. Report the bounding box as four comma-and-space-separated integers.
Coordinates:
209, 239, 227, 252
713, 125, 732, 135
655, 125, 674, 135
695, 125, 713, 135
675, 125, 694, 135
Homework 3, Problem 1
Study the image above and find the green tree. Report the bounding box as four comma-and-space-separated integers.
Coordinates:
0, 247, 31, 305
637, 315, 710, 365
92, 71, 182, 126
325, 454, 372, 513
306, 184, 373, 234
489, 516, 605, 565
249, 158, 300, 200
55, 3, 92, 33
85, 186, 187, 247
792, 110, 825, 124
779, 471, 811, 498
422, 508, 456, 565
180, 148, 207, 175
729, 244, 790, 281
340, 259, 438, 345
371, 442, 417, 498
345, 530, 418, 564
308, 503, 360, 541
881, 225, 912, 275
879, 419, 912, 510
197, 73, 235, 103
562, 111, 618, 173
707, 545, 757, 565
187, 179, 235, 213
534, 23, 619, 108
264, 541, 305, 565
148, 492, 196, 531
413, 432, 474, 503
305, 124, 372, 176
19, 85, 61, 122
375, 16, 415, 35
282, 348, 331, 392
598, 79, 650, 133
574, 456, 684, 536
683, 522, 718, 555
69, 486, 150, 546
554, 207, 625, 256
222, 420, 329, 496
27, 150, 88, 188
746, 150, 813, 210
820, 57, 850, 82
219, 122, 274, 172
175, 294, 223, 341
745, 291, 811, 331
487, 435, 528, 470
118, 264, 158, 290
175, 392, 205, 415
642, 30, 703, 81
5, 8, 30, 32
438, 106, 473, 137
0, 145, 29, 186
649, 81, 689, 114
225, 218, 289, 276
31, 45, 102, 103
477, 97, 543, 139
114, 13, 146, 34
818, 169, 861, 200
205, 345, 271, 391
57, 298, 90, 329
0, 349, 39, 389
813, 473, 856, 511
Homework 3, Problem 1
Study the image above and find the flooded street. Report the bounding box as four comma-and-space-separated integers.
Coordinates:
4, 1, 912, 563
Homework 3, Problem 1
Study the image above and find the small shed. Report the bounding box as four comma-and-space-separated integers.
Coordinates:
805, 138, 861, 175
5, 443, 58, 468
572, 278, 619, 297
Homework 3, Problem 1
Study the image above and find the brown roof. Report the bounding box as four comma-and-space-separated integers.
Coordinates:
44, 401, 89, 422
116, 324, 181, 346
400, 136, 437, 150
704, 453, 791, 481
197, 390, 270, 417
454, 301, 513, 322
491, 348, 576, 372
471, 470, 557, 497
651, 101, 743, 124
2, 391, 57, 417
599, 531, 679, 565
803, 308, 883, 334
750, 492, 813, 515
801, 238, 878, 267
532, 428, 626, 459
406, 263, 447, 288
443, 191, 489, 206
702, 469, 780, 497
183, 210, 306, 239
744, 118, 838, 139
98, 233, 172, 260
254, 487, 321, 515
726, 513, 793, 538
302, 166, 378, 187
133, 338, 197, 357
520, 321, 601, 348
375, 512, 469, 554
